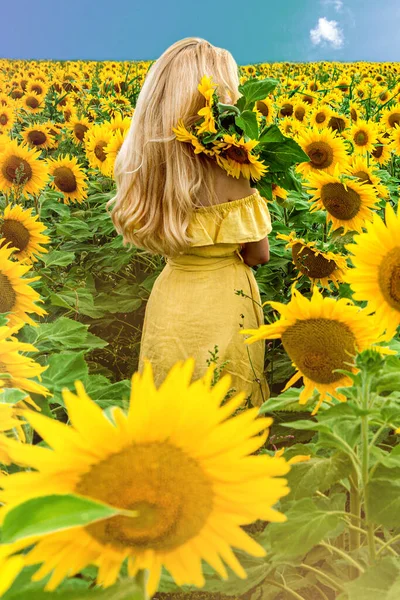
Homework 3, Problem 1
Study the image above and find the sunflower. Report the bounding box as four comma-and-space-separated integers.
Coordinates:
0, 106, 15, 133
370, 133, 393, 166
47, 155, 88, 204
0, 139, 49, 198
84, 124, 113, 174
292, 100, 309, 123
277, 232, 348, 288
0, 204, 50, 264
255, 97, 275, 123
278, 96, 295, 118
304, 166, 379, 233
326, 112, 350, 135
0, 323, 49, 397
278, 116, 302, 138
108, 113, 132, 136
345, 202, 400, 339
213, 134, 268, 181
67, 115, 91, 145
347, 155, 389, 200
271, 183, 288, 204
308, 105, 333, 129
349, 103, 360, 123
0, 358, 290, 596
21, 123, 54, 150
0, 240, 47, 328
241, 286, 385, 414
296, 125, 349, 177
380, 103, 400, 130
18, 92, 44, 114
26, 79, 49, 98
104, 129, 127, 178
347, 119, 379, 154
196, 75, 218, 135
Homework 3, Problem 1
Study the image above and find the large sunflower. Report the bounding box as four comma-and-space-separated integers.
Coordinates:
304, 165, 379, 233
0, 204, 50, 264
213, 134, 268, 181
345, 202, 400, 339
308, 105, 333, 130
296, 125, 349, 177
0, 359, 290, 596
0, 139, 49, 198
47, 155, 88, 204
84, 124, 113, 174
277, 232, 348, 288
380, 103, 400, 131
241, 286, 385, 414
67, 115, 91, 145
0, 240, 47, 328
0, 323, 49, 397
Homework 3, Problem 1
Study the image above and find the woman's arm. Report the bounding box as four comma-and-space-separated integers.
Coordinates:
240, 237, 270, 267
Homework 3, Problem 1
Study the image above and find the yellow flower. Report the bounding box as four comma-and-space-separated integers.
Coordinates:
274, 447, 311, 465
0, 139, 49, 198
296, 125, 349, 177
0, 358, 290, 597
347, 119, 379, 154
214, 134, 268, 181
345, 202, 400, 339
0, 204, 50, 264
277, 232, 348, 289
47, 155, 88, 205
0, 241, 47, 328
304, 164, 379, 233
240, 286, 386, 414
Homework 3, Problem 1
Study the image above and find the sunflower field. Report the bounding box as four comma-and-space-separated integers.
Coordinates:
0, 58, 400, 600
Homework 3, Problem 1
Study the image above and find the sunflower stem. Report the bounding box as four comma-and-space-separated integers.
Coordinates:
359, 371, 376, 562
349, 470, 361, 577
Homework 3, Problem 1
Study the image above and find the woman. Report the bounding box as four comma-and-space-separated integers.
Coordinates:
106, 37, 272, 406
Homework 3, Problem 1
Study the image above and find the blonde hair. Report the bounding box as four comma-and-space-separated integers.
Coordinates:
106, 37, 241, 257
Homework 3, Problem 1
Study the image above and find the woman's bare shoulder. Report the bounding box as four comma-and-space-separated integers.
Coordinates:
198, 163, 258, 206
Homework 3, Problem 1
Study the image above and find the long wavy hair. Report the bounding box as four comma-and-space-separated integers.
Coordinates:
105, 37, 242, 257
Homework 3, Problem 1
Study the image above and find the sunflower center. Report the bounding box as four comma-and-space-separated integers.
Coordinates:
306, 141, 334, 169
280, 103, 293, 117
225, 146, 249, 164
26, 96, 39, 109
2, 155, 33, 184
350, 108, 357, 122
281, 318, 357, 384
354, 130, 368, 146
315, 112, 326, 124
76, 442, 213, 552
292, 243, 337, 279
388, 113, 400, 128
321, 182, 361, 220
94, 142, 107, 162
53, 167, 77, 193
74, 123, 89, 141
0, 220, 30, 252
378, 247, 400, 310
328, 117, 346, 133
294, 107, 306, 121
372, 144, 383, 159
0, 273, 16, 313
27, 130, 47, 146
0, 114, 8, 126
354, 170, 373, 185
256, 101, 269, 117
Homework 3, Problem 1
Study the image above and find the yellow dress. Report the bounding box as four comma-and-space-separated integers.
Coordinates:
137, 189, 272, 406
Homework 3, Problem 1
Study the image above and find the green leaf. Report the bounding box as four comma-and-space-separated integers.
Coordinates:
265, 498, 343, 560
42, 251, 76, 267
285, 452, 353, 500
21, 318, 107, 352
40, 351, 88, 405
238, 78, 279, 109
234, 110, 259, 139
258, 124, 286, 143
0, 388, 31, 405
342, 557, 400, 600
367, 478, 400, 528
1, 494, 123, 543
260, 139, 310, 171
5, 578, 144, 600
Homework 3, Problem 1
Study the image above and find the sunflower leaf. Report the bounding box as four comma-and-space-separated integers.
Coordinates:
1, 494, 127, 543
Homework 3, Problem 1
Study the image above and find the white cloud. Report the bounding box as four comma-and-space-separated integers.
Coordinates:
322, 0, 343, 12
310, 17, 344, 49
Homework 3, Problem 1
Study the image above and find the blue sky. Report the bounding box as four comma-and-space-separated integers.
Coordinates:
2, 0, 400, 63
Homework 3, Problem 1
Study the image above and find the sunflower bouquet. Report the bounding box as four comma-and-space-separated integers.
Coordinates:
172, 75, 310, 200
